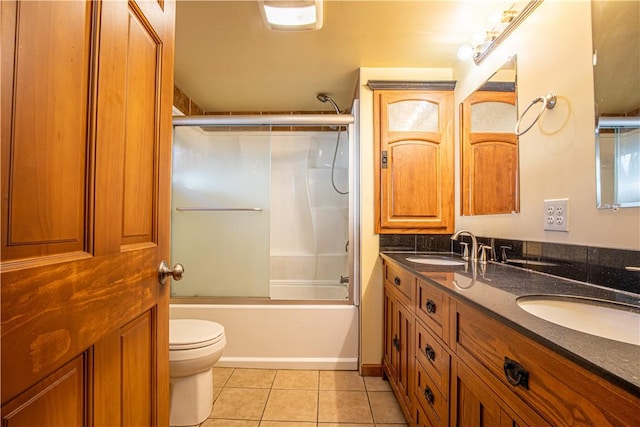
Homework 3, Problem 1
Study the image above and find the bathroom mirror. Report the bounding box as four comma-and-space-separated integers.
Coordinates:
460, 56, 519, 215
592, 0, 640, 209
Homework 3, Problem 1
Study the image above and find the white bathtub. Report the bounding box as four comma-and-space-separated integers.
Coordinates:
269, 279, 348, 300
170, 303, 359, 370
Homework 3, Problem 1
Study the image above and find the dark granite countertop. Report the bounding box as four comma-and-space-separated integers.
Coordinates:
380, 251, 640, 397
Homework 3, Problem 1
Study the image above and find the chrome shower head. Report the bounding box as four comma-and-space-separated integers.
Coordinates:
316, 93, 340, 114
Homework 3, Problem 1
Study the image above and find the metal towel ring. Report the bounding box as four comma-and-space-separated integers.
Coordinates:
515, 92, 557, 136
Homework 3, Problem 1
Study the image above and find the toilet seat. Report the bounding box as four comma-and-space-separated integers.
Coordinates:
170, 319, 225, 350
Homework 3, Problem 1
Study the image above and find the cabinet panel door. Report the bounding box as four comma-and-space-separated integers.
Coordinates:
383, 286, 396, 376
451, 360, 501, 427
396, 301, 414, 411
375, 90, 454, 233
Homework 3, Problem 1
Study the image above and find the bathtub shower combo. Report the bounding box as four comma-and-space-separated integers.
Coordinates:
170, 100, 359, 371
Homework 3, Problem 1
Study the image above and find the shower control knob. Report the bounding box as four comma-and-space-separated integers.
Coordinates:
158, 260, 185, 285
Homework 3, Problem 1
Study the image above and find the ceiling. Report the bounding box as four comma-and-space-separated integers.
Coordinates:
173, 0, 509, 113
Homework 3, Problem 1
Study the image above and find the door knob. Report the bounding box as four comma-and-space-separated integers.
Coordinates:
158, 260, 184, 285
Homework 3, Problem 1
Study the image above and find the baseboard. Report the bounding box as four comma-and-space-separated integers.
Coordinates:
360, 363, 383, 377
218, 356, 358, 371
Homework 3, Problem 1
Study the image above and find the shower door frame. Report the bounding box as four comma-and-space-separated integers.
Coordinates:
170, 114, 359, 305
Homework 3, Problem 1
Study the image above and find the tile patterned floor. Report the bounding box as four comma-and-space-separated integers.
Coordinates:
186, 368, 409, 427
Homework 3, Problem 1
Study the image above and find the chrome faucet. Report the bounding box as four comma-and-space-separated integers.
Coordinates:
451, 230, 478, 261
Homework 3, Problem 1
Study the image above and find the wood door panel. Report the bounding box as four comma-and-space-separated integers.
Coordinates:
383, 286, 395, 373
1, 0, 95, 261
122, 311, 155, 427
122, 6, 162, 246
1, 248, 159, 404
452, 360, 501, 427
1, 354, 86, 427
471, 142, 518, 213
396, 301, 414, 411
387, 142, 439, 217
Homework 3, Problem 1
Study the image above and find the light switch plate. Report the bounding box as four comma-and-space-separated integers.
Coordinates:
544, 199, 569, 232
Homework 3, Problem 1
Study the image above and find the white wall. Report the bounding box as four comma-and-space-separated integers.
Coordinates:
357, 0, 640, 369
454, 0, 639, 250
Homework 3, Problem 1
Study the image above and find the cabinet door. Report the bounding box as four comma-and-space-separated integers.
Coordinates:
395, 300, 414, 411
374, 90, 454, 233
383, 286, 396, 377
451, 359, 502, 427
451, 359, 550, 427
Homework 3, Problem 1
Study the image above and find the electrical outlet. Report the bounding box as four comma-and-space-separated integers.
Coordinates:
544, 199, 569, 232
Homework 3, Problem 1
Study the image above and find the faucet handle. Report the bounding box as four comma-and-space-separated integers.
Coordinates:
459, 242, 469, 260
479, 245, 492, 264
500, 245, 512, 263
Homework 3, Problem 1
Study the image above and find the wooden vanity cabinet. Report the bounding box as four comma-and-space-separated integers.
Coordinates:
381, 257, 640, 427
453, 300, 640, 426
382, 262, 415, 420
373, 89, 455, 234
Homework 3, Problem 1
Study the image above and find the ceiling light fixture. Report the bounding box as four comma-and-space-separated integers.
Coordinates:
258, 0, 323, 31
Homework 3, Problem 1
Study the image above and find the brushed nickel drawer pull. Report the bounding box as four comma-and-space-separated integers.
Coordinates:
423, 386, 435, 404
426, 299, 436, 314
504, 357, 529, 389
425, 344, 436, 361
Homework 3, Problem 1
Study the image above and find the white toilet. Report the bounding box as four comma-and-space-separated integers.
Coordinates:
169, 319, 226, 426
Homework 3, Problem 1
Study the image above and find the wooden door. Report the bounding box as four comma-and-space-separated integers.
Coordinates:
374, 90, 454, 234
1, 1, 175, 425
460, 90, 519, 215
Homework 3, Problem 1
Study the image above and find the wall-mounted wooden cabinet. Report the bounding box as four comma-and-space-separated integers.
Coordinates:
371, 84, 455, 234
381, 257, 640, 427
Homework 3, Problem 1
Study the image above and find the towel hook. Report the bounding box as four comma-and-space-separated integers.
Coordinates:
515, 92, 556, 136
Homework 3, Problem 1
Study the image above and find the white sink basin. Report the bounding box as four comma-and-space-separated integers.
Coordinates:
517, 295, 640, 345
406, 256, 466, 266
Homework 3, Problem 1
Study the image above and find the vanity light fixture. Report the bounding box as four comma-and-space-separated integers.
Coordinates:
458, 1, 543, 64
258, 0, 323, 31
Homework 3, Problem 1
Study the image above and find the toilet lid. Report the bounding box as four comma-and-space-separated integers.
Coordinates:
170, 319, 225, 350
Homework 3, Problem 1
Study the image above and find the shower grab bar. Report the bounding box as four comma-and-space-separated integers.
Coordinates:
176, 207, 263, 212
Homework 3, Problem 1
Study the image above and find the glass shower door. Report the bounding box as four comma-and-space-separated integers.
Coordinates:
171, 126, 271, 297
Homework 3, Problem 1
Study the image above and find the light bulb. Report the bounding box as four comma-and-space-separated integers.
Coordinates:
457, 44, 474, 61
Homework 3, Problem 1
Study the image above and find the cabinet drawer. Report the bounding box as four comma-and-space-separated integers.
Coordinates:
415, 278, 449, 341
415, 359, 447, 427
415, 321, 449, 393
384, 261, 413, 303
454, 301, 640, 426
